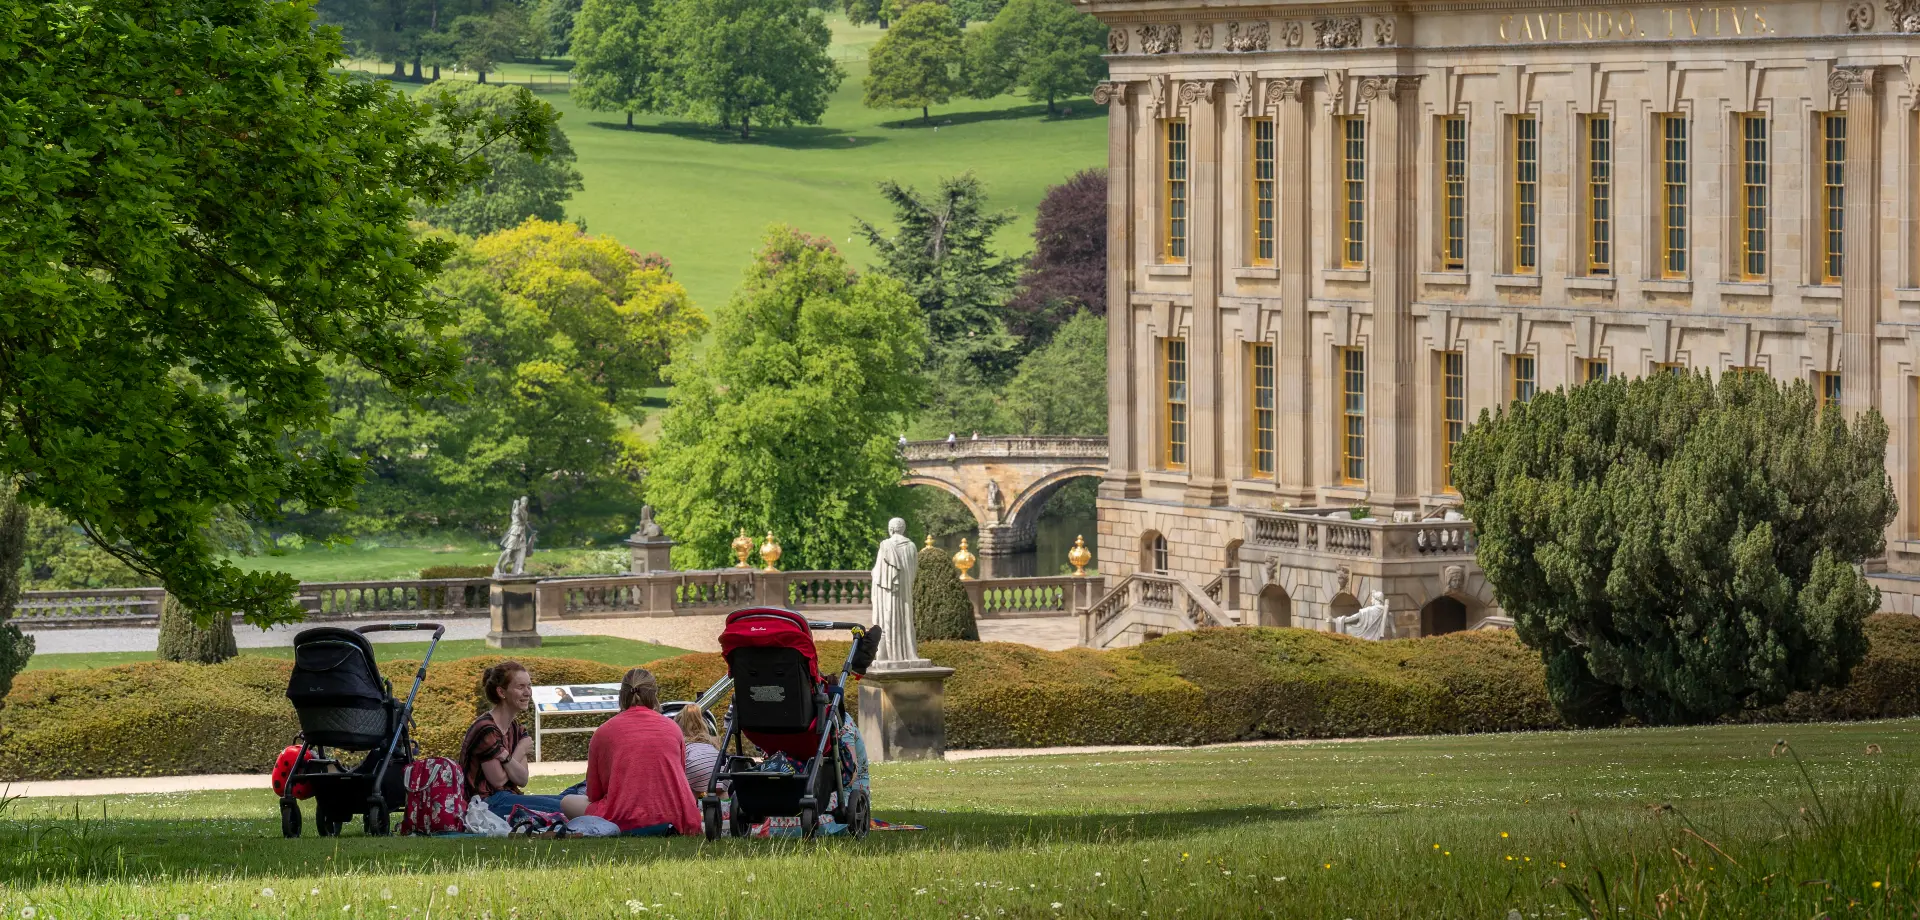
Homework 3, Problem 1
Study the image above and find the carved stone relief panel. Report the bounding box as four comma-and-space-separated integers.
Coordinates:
1890, 0, 1920, 32
1225, 21, 1270, 52
1107, 27, 1128, 53
1849, 0, 1876, 31
1138, 23, 1182, 54
1195, 23, 1214, 50
1280, 20, 1303, 47
1374, 18, 1396, 46
1314, 16, 1360, 48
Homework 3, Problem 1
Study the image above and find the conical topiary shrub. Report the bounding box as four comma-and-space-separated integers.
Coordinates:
157, 594, 237, 664
912, 542, 978, 641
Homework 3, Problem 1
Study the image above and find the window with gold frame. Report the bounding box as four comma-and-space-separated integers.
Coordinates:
1440, 351, 1465, 491
1249, 118, 1276, 266
1441, 115, 1467, 270
1583, 359, 1609, 383
1164, 119, 1189, 264
1164, 338, 1188, 469
1586, 114, 1613, 275
1339, 347, 1366, 484
1817, 371, 1841, 409
1821, 113, 1845, 284
1654, 362, 1686, 377
1249, 342, 1276, 478
1660, 114, 1690, 277
1512, 114, 1540, 273
1738, 113, 1769, 280
1339, 117, 1367, 268
1510, 353, 1537, 404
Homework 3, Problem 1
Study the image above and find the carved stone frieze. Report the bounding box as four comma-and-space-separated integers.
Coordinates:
1138, 23, 1182, 54
1314, 16, 1361, 49
1107, 27, 1128, 53
1374, 18, 1397, 46
1091, 81, 1130, 106
1280, 20, 1303, 47
1849, 0, 1876, 31
1889, 0, 1920, 32
1225, 21, 1270, 52
1195, 23, 1214, 50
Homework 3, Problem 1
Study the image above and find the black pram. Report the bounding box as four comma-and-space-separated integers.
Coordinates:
279, 622, 444, 837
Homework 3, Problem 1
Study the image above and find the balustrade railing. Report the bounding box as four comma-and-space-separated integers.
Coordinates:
1243, 508, 1478, 562
303, 579, 491, 617
965, 575, 1104, 618
13, 588, 166, 620
900, 436, 1108, 462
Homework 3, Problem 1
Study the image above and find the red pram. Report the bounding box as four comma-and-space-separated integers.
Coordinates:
704, 607, 881, 839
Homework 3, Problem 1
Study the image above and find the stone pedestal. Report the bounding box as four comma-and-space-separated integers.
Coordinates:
626, 535, 676, 574
856, 662, 955, 763
487, 575, 543, 649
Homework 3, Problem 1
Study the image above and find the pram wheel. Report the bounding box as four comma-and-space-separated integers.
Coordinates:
728, 808, 752, 837
280, 801, 302, 839
836, 788, 870, 840
363, 805, 391, 837
702, 800, 722, 841
316, 815, 343, 838
799, 804, 819, 839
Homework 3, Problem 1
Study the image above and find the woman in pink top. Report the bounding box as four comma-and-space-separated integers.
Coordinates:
559, 668, 702, 835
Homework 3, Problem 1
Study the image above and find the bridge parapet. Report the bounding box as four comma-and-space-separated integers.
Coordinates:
901, 436, 1107, 462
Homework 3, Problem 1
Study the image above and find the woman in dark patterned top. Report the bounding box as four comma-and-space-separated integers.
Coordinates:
460, 660, 565, 817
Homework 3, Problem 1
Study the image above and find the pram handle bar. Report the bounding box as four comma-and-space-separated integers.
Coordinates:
807, 620, 864, 631
355, 622, 447, 640
360, 622, 446, 811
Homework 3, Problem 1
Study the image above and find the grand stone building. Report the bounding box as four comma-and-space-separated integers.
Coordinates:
1077, 0, 1920, 644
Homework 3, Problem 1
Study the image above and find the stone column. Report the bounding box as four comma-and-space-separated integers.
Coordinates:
1834, 66, 1882, 417
625, 531, 675, 574
486, 574, 542, 648
1096, 80, 1140, 501
857, 664, 956, 762
1360, 75, 1424, 511
1183, 79, 1229, 507
1272, 77, 1312, 499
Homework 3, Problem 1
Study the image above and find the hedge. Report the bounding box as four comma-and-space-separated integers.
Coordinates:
5, 616, 1920, 780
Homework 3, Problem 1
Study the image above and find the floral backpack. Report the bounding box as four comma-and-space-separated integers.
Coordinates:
400, 756, 467, 836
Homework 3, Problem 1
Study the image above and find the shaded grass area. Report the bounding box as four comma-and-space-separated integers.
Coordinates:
224, 543, 620, 582
1, 722, 1916, 917
24, 636, 691, 673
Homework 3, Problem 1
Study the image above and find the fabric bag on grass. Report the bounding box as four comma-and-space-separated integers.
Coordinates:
400, 756, 467, 836
270, 746, 317, 800
463, 797, 510, 837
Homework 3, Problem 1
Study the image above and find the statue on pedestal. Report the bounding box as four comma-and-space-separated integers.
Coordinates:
1332, 589, 1393, 640
869, 518, 925, 667
494, 496, 533, 576
632, 504, 664, 540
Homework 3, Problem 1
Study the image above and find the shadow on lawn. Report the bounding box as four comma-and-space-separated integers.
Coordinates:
876, 100, 1099, 130
586, 120, 885, 150
0, 805, 1319, 884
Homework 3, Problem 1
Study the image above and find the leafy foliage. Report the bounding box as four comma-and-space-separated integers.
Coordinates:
650, 227, 928, 570
156, 595, 238, 665
857, 174, 1022, 379
1452, 371, 1896, 726
0, 0, 557, 626
841, 0, 886, 28
319, 220, 702, 539
862, 2, 965, 122
947, 0, 1005, 24
996, 311, 1106, 435
0, 481, 31, 703
415, 82, 585, 236
662, 0, 843, 139
912, 542, 979, 640
427, 6, 531, 81
570, 0, 675, 125
532, 0, 585, 55
1008, 169, 1106, 345
962, 0, 1105, 113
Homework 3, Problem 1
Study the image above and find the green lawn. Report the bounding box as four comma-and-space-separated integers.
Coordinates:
224, 542, 624, 582
359, 15, 1106, 313
24, 636, 691, 672
1, 721, 1916, 917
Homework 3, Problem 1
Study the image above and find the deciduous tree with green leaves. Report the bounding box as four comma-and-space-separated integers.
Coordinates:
0, 0, 556, 626
995, 311, 1106, 435
570, 0, 674, 127
416, 81, 585, 235
0, 481, 33, 703
863, 2, 964, 122
1452, 371, 1897, 727
662, 0, 842, 139
962, 0, 1105, 114
650, 227, 928, 570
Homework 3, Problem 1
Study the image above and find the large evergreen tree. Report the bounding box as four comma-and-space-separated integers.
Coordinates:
1453, 370, 1897, 726
862, 2, 964, 122
662, 0, 842, 139
962, 0, 1105, 114
416, 82, 585, 235
570, 0, 673, 127
0, 0, 556, 626
650, 227, 928, 570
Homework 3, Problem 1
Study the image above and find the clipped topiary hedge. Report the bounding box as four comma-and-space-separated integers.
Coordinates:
7, 616, 1920, 780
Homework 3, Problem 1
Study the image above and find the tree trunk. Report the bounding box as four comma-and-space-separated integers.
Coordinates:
477, 70, 487, 84
1046, 93, 1056, 114
156, 595, 237, 665
922, 105, 929, 122
0, 479, 31, 700
412, 56, 423, 80
433, 65, 442, 80
626, 111, 634, 127
740, 111, 752, 140
392, 60, 406, 79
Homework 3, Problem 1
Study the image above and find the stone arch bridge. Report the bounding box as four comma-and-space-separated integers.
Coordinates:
901, 437, 1108, 575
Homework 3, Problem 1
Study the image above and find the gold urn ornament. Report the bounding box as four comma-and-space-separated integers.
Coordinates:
952, 538, 976, 580
731, 529, 755, 568
924, 532, 935, 549
1068, 535, 1093, 576
759, 531, 782, 572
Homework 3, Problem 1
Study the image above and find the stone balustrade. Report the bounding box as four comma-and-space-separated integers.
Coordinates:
1082, 572, 1230, 648
964, 575, 1106, 619
13, 588, 167, 622
899, 436, 1109, 462
1244, 507, 1478, 562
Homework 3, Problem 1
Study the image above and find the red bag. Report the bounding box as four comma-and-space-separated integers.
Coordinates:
400, 756, 468, 836
271, 746, 316, 800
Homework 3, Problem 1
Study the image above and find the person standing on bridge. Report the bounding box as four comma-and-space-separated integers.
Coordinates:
946, 432, 957, 449
899, 434, 907, 449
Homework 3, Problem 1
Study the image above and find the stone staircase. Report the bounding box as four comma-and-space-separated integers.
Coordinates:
1080, 572, 1233, 648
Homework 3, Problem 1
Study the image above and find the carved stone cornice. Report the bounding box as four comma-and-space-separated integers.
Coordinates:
1092, 81, 1131, 107
1359, 74, 1424, 104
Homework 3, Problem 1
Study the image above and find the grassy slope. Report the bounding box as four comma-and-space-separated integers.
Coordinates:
408, 16, 1107, 313
1, 721, 1915, 917
22, 636, 691, 672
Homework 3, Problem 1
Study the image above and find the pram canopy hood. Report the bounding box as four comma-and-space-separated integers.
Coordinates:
719, 608, 822, 684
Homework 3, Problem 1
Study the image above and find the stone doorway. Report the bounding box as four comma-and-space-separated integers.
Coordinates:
1420, 596, 1468, 636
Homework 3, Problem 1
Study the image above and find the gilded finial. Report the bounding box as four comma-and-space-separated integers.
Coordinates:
1068, 534, 1093, 576
731, 528, 754, 568
953, 538, 976, 580
759, 531, 782, 572
924, 532, 935, 549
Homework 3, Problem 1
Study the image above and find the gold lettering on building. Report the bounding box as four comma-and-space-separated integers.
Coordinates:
1497, 6, 1772, 42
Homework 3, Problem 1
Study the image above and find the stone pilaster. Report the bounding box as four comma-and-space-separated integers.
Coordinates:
1360, 74, 1423, 511
1182, 79, 1230, 506
1834, 66, 1881, 416
1096, 80, 1140, 500
1272, 77, 1313, 501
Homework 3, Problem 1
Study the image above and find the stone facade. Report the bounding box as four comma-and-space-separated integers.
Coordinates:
1078, 0, 1920, 633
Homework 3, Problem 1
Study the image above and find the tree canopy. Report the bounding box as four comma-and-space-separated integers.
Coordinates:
1452, 370, 1896, 726
963, 0, 1106, 113
663, 0, 842, 139
650, 227, 928, 570
415, 81, 585, 236
0, 0, 556, 625
995, 311, 1107, 435
1008, 169, 1107, 345
570, 0, 674, 126
862, 2, 965, 122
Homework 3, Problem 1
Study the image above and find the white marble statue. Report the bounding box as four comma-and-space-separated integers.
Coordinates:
494, 496, 532, 576
1331, 590, 1393, 641
870, 517, 925, 666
